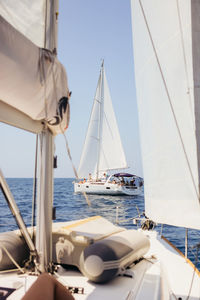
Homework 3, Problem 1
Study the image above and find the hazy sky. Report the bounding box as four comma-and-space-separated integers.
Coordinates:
1, 0, 143, 178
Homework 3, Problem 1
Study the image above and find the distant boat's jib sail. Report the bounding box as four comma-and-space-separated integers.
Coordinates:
78, 63, 127, 179
0, 1, 70, 135
131, 0, 200, 230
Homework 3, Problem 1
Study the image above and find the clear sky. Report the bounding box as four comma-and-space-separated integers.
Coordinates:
1, 0, 143, 178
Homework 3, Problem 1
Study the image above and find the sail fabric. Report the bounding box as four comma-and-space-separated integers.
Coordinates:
78, 66, 127, 179
0, 15, 70, 135
131, 0, 200, 229
0, 0, 56, 51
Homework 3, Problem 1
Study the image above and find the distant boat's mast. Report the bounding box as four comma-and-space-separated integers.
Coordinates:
96, 61, 104, 179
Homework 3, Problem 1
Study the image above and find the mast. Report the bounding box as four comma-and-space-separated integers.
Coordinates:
96, 61, 104, 179
36, 130, 54, 272
77, 61, 127, 179
36, 0, 58, 272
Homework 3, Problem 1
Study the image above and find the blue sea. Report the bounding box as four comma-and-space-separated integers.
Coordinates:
1, 178, 200, 268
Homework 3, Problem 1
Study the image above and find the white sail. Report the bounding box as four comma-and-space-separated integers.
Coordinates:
0, 0, 55, 50
131, 0, 200, 230
0, 2, 70, 135
78, 63, 127, 179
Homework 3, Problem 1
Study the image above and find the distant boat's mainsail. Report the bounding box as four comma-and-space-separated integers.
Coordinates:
78, 62, 127, 179
131, 0, 200, 229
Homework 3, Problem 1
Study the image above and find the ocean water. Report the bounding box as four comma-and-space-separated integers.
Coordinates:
0, 178, 200, 268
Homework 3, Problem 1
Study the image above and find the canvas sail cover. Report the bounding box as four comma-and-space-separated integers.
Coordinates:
0, 1, 70, 135
131, 0, 200, 230
78, 65, 127, 179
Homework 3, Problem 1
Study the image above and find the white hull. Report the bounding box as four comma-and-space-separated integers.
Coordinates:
0, 218, 200, 299
74, 181, 142, 196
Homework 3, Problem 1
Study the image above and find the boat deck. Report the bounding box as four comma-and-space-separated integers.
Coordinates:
0, 230, 200, 300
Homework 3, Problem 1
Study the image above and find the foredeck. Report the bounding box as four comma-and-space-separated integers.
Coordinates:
1, 230, 200, 300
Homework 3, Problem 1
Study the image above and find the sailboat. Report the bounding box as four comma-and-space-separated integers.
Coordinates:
1, 1, 200, 299
74, 62, 143, 196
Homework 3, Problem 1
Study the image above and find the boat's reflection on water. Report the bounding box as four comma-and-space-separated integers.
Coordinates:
79, 193, 145, 229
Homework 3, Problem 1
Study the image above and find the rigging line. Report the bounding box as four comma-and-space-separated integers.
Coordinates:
186, 245, 200, 300
189, 247, 200, 266
171, 292, 180, 300
101, 147, 110, 171
62, 133, 78, 179
51, 51, 89, 207
176, 0, 194, 123
61, 132, 91, 207
103, 111, 127, 167
31, 134, 38, 240
50, 52, 91, 206
138, 0, 200, 203
104, 112, 114, 140
0, 268, 20, 274
1, 245, 25, 274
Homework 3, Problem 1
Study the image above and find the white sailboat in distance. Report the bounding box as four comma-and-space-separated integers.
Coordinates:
74, 62, 143, 195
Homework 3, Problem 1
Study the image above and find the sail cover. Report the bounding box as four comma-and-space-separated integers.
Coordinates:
131, 0, 200, 229
0, 1, 70, 135
78, 65, 127, 178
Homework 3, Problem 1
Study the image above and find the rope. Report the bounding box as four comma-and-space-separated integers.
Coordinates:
1, 245, 25, 274
185, 244, 200, 300
176, 0, 194, 122
0, 268, 20, 274
138, 0, 200, 203
61, 133, 91, 206
31, 134, 38, 240
62, 134, 78, 179
41, 33, 91, 208
49, 54, 91, 207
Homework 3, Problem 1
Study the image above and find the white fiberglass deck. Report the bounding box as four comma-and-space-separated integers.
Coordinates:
0, 230, 200, 300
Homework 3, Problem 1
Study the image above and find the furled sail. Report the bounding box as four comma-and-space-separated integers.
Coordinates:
131, 0, 200, 229
0, 1, 70, 135
78, 63, 127, 179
